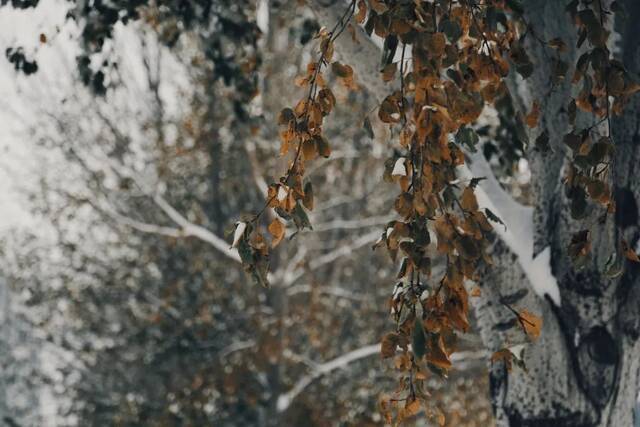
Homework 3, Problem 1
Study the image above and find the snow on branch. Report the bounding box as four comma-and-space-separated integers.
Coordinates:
276, 344, 379, 413
276, 344, 489, 413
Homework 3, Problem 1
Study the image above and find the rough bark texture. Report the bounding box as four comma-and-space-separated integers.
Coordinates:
309, 1, 640, 426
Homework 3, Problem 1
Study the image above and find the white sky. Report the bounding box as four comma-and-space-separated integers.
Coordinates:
0, 0, 74, 232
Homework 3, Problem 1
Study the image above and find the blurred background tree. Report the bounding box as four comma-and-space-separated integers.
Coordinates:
0, 1, 513, 426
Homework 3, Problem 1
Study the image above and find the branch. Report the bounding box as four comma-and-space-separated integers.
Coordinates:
286, 283, 366, 301
87, 147, 242, 264
283, 229, 380, 285
276, 345, 489, 413
276, 344, 379, 412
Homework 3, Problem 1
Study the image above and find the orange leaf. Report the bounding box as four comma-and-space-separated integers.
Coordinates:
405, 398, 421, 417
380, 333, 399, 358
355, 0, 367, 24
525, 101, 540, 128
491, 349, 514, 372
331, 61, 353, 79
268, 219, 286, 248
518, 309, 542, 340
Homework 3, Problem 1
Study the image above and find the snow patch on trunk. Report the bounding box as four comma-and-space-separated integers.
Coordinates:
458, 155, 561, 305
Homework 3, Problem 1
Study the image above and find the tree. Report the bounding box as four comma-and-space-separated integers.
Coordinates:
269, 1, 640, 425
2, 0, 640, 426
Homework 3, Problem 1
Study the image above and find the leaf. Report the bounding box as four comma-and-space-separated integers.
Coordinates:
404, 399, 421, 417
268, 218, 285, 248
604, 251, 624, 278
232, 222, 247, 248
369, 0, 387, 13
426, 334, 451, 370
301, 138, 317, 161
381, 332, 399, 358
315, 135, 331, 158
568, 229, 591, 261
363, 116, 375, 139
379, 95, 401, 123
237, 237, 253, 265
548, 37, 566, 52
525, 101, 540, 128
491, 349, 514, 372
412, 318, 427, 360
499, 289, 529, 305
439, 18, 462, 43
461, 187, 479, 212
493, 318, 518, 332
455, 127, 479, 152
355, 0, 367, 24
485, 208, 506, 230
535, 130, 551, 153
470, 287, 481, 297
292, 202, 313, 230
622, 239, 640, 263
455, 235, 480, 260
518, 309, 542, 340
302, 181, 314, 210
381, 62, 397, 82
277, 108, 295, 125
331, 61, 353, 78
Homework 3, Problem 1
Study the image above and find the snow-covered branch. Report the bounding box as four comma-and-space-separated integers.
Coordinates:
286, 283, 365, 301
283, 229, 380, 285
276, 344, 489, 413
276, 344, 379, 412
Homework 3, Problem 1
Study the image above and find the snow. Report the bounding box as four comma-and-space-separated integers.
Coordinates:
459, 152, 561, 305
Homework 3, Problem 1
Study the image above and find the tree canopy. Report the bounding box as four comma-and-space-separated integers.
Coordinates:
2, 0, 640, 425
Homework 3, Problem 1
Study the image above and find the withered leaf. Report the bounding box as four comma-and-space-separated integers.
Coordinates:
412, 317, 427, 360
292, 201, 312, 230
331, 61, 353, 78
461, 187, 479, 212
381, 332, 400, 358
302, 181, 314, 210
268, 218, 286, 248
518, 309, 542, 340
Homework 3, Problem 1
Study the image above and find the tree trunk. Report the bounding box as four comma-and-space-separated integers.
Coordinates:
488, 1, 640, 425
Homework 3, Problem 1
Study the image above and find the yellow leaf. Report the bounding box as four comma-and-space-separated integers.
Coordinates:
268, 218, 285, 248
